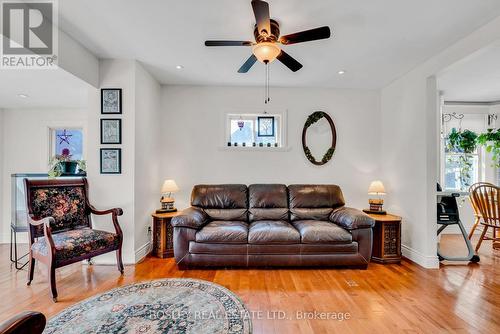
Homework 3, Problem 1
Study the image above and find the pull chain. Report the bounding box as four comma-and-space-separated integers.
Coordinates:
267, 63, 270, 104
264, 61, 271, 104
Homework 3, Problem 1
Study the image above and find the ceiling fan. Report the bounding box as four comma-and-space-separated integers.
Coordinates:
205, 0, 331, 73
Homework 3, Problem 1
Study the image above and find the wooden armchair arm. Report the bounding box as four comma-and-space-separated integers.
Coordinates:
28, 216, 55, 251
0, 311, 46, 334
88, 204, 123, 237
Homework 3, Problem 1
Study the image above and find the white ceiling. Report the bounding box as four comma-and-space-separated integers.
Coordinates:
57, 0, 500, 89
438, 41, 500, 102
0, 69, 89, 109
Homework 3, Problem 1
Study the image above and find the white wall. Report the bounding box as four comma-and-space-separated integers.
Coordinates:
0, 108, 87, 243
58, 28, 99, 88
490, 104, 500, 114
381, 15, 500, 268
134, 63, 161, 261
87, 59, 162, 265
87, 60, 137, 264
160, 85, 381, 210
0, 109, 3, 244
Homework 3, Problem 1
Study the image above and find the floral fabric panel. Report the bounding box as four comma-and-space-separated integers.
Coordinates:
30, 186, 88, 235
31, 229, 119, 263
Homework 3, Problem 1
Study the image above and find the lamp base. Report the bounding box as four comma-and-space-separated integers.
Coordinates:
363, 209, 387, 215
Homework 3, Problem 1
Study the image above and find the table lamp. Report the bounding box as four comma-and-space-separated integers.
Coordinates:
364, 180, 386, 214
157, 179, 179, 213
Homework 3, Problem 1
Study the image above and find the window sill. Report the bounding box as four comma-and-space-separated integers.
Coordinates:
218, 146, 291, 152
436, 190, 469, 196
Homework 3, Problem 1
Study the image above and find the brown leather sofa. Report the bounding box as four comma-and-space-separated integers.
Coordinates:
172, 184, 375, 269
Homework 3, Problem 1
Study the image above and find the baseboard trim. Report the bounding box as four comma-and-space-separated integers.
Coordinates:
401, 244, 439, 269
135, 242, 152, 263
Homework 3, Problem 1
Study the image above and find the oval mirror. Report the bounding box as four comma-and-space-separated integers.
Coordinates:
302, 111, 337, 165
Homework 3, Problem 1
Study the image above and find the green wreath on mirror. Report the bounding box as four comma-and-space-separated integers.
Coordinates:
302, 111, 337, 165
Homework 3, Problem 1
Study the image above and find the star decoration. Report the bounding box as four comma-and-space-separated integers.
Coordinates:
57, 129, 73, 145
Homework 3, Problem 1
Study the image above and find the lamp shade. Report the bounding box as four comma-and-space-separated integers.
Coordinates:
161, 179, 179, 193
368, 180, 386, 195
252, 42, 281, 63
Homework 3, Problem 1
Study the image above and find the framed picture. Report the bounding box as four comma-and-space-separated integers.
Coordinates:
101, 119, 122, 144
258, 116, 275, 137
100, 148, 121, 174
101, 88, 122, 114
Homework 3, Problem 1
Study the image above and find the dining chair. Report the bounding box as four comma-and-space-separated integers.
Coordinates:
468, 182, 494, 239
470, 183, 500, 251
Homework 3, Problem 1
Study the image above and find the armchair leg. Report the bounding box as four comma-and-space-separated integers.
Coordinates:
116, 249, 124, 274
27, 257, 35, 285
49, 265, 58, 302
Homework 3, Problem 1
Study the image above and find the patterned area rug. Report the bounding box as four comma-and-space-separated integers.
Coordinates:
44, 278, 252, 334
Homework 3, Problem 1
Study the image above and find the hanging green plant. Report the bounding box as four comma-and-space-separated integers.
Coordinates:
477, 128, 500, 167
447, 128, 478, 154
447, 128, 478, 190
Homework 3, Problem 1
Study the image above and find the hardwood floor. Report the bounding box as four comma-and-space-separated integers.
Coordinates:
0, 236, 498, 333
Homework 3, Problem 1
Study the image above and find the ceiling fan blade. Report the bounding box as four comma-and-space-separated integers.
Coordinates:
205, 40, 253, 46
279, 26, 331, 45
251, 0, 271, 36
277, 50, 303, 72
238, 54, 258, 73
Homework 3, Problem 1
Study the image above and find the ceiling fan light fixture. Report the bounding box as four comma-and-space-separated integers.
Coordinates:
252, 42, 281, 63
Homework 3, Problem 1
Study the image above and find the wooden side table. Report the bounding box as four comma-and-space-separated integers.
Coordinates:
367, 213, 402, 264
151, 211, 180, 258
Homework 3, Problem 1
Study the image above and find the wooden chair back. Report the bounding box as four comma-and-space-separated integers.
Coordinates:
469, 182, 494, 218
471, 184, 500, 228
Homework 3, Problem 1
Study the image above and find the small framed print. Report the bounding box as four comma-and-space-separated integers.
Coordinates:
257, 116, 275, 137
101, 88, 122, 114
101, 119, 122, 144
100, 148, 121, 174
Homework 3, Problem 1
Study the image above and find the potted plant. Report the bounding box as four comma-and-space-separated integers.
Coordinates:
477, 128, 500, 167
447, 128, 478, 190
48, 148, 86, 178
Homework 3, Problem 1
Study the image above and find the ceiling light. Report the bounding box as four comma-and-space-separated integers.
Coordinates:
338, 70, 346, 75
175, 65, 184, 69
17, 93, 29, 98
252, 42, 281, 63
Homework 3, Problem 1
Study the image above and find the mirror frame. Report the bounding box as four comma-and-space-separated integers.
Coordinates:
302, 111, 337, 166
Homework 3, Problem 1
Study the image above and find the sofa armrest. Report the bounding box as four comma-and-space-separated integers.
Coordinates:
171, 207, 208, 230
330, 207, 375, 230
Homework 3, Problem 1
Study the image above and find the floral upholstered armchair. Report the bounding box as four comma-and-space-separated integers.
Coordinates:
25, 178, 123, 302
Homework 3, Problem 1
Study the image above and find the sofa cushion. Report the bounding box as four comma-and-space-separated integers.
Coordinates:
289, 208, 333, 221
191, 184, 248, 221
191, 184, 247, 209
195, 221, 248, 244
203, 208, 247, 221
249, 184, 288, 207
31, 228, 120, 263
292, 220, 352, 244
248, 220, 300, 244
249, 184, 288, 222
288, 185, 345, 221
